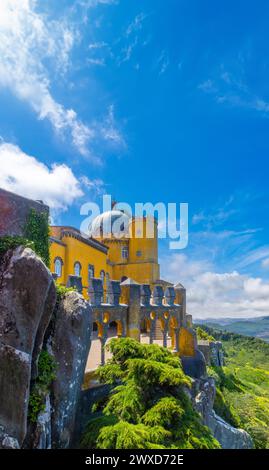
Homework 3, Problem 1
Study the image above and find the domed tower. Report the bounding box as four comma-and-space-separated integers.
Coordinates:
90, 210, 131, 274
90, 210, 130, 239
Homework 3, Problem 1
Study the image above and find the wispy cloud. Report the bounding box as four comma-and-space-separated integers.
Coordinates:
0, 0, 94, 156
198, 65, 269, 116
87, 57, 106, 66
0, 0, 124, 160
192, 196, 238, 228
118, 37, 139, 65
88, 41, 108, 49
126, 12, 147, 37
157, 50, 170, 75
98, 105, 126, 148
80, 175, 106, 196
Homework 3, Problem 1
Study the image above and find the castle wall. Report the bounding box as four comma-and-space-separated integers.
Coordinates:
50, 234, 111, 299
65, 275, 200, 386
0, 188, 49, 237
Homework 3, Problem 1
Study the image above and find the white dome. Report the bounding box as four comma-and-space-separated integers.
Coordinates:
90, 210, 130, 237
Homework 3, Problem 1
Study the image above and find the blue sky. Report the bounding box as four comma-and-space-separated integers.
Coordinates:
1, 0, 269, 317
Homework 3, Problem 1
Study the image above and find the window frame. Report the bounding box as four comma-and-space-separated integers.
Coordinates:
88, 264, 95, 282
54, 257, 63, 278
121, 246, 129, 259
74, 261, 82, 277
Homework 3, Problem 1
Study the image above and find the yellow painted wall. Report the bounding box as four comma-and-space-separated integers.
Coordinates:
102, 239, 129, 265
95, 217, 160, 285
129, 217, 158, 264
112, 262, 159, 285
50, 215, 160, 296
50, 234, 111, 298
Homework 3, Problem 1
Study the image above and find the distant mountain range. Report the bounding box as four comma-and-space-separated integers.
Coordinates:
194, 316, 269, 342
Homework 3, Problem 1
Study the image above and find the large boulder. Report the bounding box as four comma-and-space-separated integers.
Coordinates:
193, 377, 253, 449
0, 247, 56, 447
50, 291, 92, 449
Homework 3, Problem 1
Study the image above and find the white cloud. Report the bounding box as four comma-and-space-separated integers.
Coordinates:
160, 252, 269, 318
0, 0, 124, 159
0, 141, 83, 212
0, 0, 94, 156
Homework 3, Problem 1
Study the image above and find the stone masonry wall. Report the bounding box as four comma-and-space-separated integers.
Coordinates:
0, 188, 49, 237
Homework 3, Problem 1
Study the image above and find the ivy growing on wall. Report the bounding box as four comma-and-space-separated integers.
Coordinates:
28, 350, 57, 423
24, 209, 50, 267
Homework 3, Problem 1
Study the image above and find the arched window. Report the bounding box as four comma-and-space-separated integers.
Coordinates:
100, 270, 105, 285
74, 262, 81, 277
106, 272, 110, 285
88, 264, 95, 282
121, 246, 128, 259
54, 258, 63, 278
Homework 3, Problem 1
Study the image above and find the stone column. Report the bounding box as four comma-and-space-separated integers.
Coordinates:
174, 283, 186, 325
99, 329, 108, 366
149, 320, 156, 344
120, 278, 141, 342
162, 322, 169, 348
174, 327, 180, 352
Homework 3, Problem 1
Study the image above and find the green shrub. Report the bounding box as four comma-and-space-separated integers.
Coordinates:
195, 326, 215, 342
81, 338, 220, 450
28, 350, 56, 423
56, 284, 76, 300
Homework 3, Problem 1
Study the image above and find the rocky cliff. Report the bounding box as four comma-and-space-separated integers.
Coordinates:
191, 377, 253, 449
0, 246, 92, 449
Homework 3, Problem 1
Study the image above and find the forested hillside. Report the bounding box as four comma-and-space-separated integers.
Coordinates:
196, 325, 269, 448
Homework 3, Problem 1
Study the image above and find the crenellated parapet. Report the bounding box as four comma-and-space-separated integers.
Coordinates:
84, 277, 199, 369
107, 280, 121, 306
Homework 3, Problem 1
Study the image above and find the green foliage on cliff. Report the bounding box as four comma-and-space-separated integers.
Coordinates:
0, 209, 50, 267
24, 209, 50, 266
28, 350, 56, 423
201, 325, 269, 449
56, 284, 76, 300
0, 236, 34, 259
81, 338, 220, 450
195, 326, 215, 342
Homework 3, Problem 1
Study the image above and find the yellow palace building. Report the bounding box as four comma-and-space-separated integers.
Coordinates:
49, 209, 169, 298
